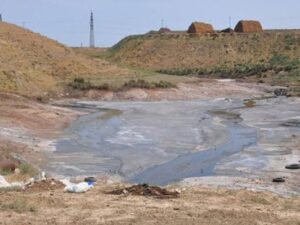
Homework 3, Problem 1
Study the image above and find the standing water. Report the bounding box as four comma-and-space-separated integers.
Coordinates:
44, 99, 257, 185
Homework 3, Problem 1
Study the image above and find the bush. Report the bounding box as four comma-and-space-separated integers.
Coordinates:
69, 78, 92, 90
123, 79, 175, 89
243, 99, 256, 108
18, 163, 37, 177
69, 78, 111, 91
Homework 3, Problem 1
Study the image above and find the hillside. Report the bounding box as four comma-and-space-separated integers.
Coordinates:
106, 31, 300, 71
0, 22, 129, 97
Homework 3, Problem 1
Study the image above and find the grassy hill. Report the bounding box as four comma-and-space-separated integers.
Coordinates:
0, 22, 130, 97
84, 30, 298, 94
105, 31, 300, 71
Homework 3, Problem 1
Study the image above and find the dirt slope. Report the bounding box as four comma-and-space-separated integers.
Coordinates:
105, 31, 300, 70
0, 22, 128, 97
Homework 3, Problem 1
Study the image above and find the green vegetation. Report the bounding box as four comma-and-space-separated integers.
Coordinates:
18, 163, 38, 177
69, 77, 176, 91
0, 169, 14, 176
157, 63, 270, 78
157, 54, 300, 79
124, 79, 176, 89
243, 99, 256, 108
69, 78, 110, 91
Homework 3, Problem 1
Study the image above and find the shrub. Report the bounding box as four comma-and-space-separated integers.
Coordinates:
18, 163, 37, 177
123, 79, 175, 89
243, 99, 256, 108
69, 78, 92, 90
69, 78, 111, 91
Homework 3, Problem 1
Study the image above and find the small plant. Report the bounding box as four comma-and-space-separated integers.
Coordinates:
243, 99, 256, 108
284, 34, 297, 46
123, 79, 175, 89
18, 163, 37, 177
0, 169, 14, 176
154, 81, 176, 88
69, 78, 111, 91
69, 78, 92, 90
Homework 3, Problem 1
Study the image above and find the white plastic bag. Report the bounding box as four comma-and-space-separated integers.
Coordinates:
0, 175, 10, 188
61, 179, 93, 193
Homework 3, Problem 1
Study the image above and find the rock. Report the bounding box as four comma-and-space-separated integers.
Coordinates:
272, 177, 285, 183
285, 164, 300, 170
274, 88, 288, 97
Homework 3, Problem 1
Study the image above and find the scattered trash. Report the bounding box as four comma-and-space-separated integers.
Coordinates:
108, 183, 179, 199
62, 179, 94, 193
272, 177, 285, 183
285, 164, 300, 170
0, 175, 11, 188
24, 179, 64, 192
0, 175, 24, 189
84, 177, 97, 186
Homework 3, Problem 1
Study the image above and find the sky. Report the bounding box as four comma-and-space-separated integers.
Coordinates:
1, 0, 300, 47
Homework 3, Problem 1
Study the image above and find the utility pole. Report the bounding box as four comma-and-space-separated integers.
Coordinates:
90, 11, 95, 48
161, 19, 164, 28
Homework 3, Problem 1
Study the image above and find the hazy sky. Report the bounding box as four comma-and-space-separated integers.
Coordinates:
1, 0, 299, 47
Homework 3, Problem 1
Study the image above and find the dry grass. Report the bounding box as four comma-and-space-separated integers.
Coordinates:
0, 22, 129, 97
102, 31, 300, 71
0, 199, 36, 213
0, 185, 299, 225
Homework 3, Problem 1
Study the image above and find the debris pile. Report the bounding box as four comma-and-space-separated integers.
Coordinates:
109, 184, 179, 199
24, 179, 64, 192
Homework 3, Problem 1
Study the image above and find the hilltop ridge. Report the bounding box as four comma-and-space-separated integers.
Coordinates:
105, 30, 300, 71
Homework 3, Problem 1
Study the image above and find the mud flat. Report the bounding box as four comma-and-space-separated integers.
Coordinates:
42, 97, 300, 195
180, 97, 300, 195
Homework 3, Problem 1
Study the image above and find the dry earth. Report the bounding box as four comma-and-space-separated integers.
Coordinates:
0, 81, 299, 225
69, 78, 274, 101
0, 184, 300, 225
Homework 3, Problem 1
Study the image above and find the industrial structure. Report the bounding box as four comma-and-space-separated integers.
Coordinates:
90, 11, 95, 48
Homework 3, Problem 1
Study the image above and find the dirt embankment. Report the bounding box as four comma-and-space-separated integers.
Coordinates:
68, 79, 274, 101
0, 93, 81, 138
